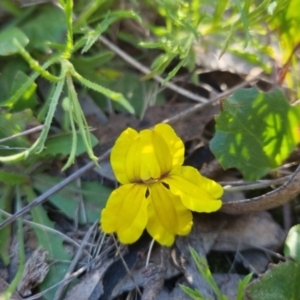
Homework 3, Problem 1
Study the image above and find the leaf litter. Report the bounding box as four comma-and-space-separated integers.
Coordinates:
1, 1, 300, 300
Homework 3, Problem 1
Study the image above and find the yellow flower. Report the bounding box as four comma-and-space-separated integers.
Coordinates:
100, 124, 223, 246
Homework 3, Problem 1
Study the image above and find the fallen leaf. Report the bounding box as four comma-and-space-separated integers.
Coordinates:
17, 248, 49, 297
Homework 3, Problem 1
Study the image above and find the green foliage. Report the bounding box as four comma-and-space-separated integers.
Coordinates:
107, 72, 166, 116
138, 0, 291, 82
2, 189, 25, 300
32, 174, 112, 224
245, 225, 300, 299
0, 186, 13, 265
0, 27, 28, 56
1, 0, 300, 298
40, 132, 98, 158
0, 171, 27, 184
236, 273, 253, 300
0, 109, 33, 157
269, 0, 300, 62
0, 0, 135, 168
245, 260, 300, 299
21, 4, 67, 52
23, 186, 72, 300
180, 247, 251, 300
210, 87, 300, 180
188, 247, 228, 300
284, 224, 300, 263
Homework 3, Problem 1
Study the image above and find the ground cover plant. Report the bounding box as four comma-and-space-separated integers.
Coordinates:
0, 0, 300, 299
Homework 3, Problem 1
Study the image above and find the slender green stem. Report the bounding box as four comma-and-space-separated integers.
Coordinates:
37, 80, 57, 122
63, 0, 74, 59
4, 56, 59, 108
71, 69, 134, 114
14, 40, 63, 82
3, 186, 25, 300
62, 97, 78, 171
33, 79, 66, 153
74, 0, 106, 31
66, 74, 98, 165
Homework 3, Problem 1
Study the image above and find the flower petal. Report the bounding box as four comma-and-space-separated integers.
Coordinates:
164, 166, 223, 213
101, 184, 148, 244
154, 124, 184, 168
146, 182, 193, 246
139, 128, 172, 181
111, 128, 139, 184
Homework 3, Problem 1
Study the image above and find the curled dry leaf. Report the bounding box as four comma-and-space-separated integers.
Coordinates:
141, 248, 167, 300
65, 259, 115, 300
111, 247, 178, 299
221, 164, 300, 214
17, 247, 49, 297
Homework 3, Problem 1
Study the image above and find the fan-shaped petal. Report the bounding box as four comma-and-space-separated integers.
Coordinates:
146, 182, 192, 246
154, 124, 184, 168
139, 128, 172, 181
101, 183, 148, 244
164, 166, 222, 213
111, 128, 139, 184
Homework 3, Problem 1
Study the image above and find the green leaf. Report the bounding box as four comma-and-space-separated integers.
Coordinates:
0, 27, 28, 56
179, 284, 205, 299
0, 171, 27, 184
189, 247, 225, 299
237, 273, 253, 300
210, 87, 300, 180
0, 109, 33, 157
0, 186, 14, 265
80, 10, 141, 53
39, 132, 98, 158
284, 225, 300, 264
0, 60, 37, 109
71, 51, 115, 70
245, 260, 300, 300
269, 0, 300, 61
23, 186, 71, 300
21, 4, 66, 52
109, 72, 165, 116
73, 72, 135, 114
32, 174, 111, 224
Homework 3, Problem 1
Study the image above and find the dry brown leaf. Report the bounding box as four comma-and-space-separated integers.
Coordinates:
17, 248, 49, 297
141, 249, 167, 300
221, 164, 300, 214
87, 103, 219, 146
65, 259, 114, 300
194, 211, 285, 252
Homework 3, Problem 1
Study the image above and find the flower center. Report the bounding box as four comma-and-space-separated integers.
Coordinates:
143, 178, 160, 184
140, 172, 169, 184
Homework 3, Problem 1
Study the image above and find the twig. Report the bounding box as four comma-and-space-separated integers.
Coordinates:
221, 164, 300, 214
222, 175, 291, 192
99, 36, 208, 103
54, 221, 97, 300
112, 235, 143, 297
163, 76, 259, 124
0, 208, 83, 250
0, 125, 45, 144
0, 149, 111, 230
145, 239, 155, 267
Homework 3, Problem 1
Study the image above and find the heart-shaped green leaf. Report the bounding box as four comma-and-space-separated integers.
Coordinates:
210, 87, 300, 180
